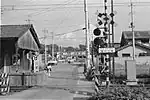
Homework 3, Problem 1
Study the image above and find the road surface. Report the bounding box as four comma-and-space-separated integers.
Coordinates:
0, 63, 94, 100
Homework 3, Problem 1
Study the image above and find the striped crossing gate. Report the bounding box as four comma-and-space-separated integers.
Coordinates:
94, 75, 101, 93
0, 73, 10, 95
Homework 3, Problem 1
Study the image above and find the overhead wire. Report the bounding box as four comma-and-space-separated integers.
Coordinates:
42, 0, 80, 38
2, 2, 150, 7
2, 2, 150, 12
39, 0, 81, 44
39, 27, 85, 39
1, 0, 78, 23
24, 0, 73, 17
28, 0, 76, 17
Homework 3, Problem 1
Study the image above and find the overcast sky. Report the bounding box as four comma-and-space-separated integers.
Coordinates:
1, 0, 150, 47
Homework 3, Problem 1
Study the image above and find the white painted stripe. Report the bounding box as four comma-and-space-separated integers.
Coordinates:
0, 73, 10, 94
1, 88, 4, 92
95, 84, 99, 92
1, 73, 4, 77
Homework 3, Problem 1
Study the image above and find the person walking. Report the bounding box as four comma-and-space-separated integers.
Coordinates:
47, 63, 52, 77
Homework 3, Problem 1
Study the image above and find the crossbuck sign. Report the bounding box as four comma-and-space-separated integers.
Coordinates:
99, 48, 115, 53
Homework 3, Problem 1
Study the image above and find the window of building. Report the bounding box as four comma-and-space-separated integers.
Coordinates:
122, 53, 130, 57
139, 53, 150, 56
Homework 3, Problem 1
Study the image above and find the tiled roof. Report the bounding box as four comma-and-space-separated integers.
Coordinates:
122, 31, 150, 39
116, 42, 150, 52
0, 24, 41, 49
0, 24, 31, 38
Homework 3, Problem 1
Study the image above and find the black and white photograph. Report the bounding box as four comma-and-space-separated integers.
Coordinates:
0, 0, 150, 100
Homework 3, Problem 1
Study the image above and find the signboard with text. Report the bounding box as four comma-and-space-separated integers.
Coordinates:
98, 48, 115, 53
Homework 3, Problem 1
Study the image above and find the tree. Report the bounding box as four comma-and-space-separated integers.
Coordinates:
65, 46, 75, 52
79, 44, 86, 51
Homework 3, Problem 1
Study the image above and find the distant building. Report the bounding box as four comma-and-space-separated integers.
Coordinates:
114, 31, 150, 77
120, 31, 150, 47
0, 24, 41, 73
115, 42, 150, 58
117, 31, 150, 58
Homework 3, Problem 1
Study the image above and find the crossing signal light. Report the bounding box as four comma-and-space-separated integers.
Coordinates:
98, 13, 106, 18
97, 13, 106, 26
93, 28, 101, 36
93, 37, 106, 48
94, 37, 102, 46
98, 20, 103, 26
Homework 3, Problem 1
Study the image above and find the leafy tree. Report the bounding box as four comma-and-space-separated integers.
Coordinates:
79, 44, 86, 51
65, 46, 75, 52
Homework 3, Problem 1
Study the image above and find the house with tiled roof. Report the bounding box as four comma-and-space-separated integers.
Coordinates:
114, 31, 150, 77
0, 24, 41, 73
120, 31, 150, 47
116, 31, 150, 58
115, 42, 150, 58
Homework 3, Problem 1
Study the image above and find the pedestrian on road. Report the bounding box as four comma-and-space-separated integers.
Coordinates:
47, 63, 52, 77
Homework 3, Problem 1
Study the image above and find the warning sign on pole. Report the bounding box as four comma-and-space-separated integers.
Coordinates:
98, 48, 115, 53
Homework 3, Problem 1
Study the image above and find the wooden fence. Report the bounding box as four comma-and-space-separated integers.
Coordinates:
9, 71, 48, 87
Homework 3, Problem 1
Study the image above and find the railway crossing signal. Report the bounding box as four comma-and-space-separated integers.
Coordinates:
93, 28, 101, 36
93, 0, 116, 91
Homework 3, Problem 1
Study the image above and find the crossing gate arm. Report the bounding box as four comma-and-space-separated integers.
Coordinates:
0, 73, 10, 95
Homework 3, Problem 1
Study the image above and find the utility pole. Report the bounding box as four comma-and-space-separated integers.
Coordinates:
51, 32, 54, 60
111, 0, 115, 83
43, 29, 48, 64
103, 0, 110, 90
130, 0, 135, 60
84, 0, 90, 71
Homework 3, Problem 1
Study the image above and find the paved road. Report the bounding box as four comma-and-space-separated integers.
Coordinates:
0, 63, 94, 100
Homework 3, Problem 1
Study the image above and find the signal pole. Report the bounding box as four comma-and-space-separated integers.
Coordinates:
130, 0, 135, 60
104, 0, 110, 90
84, 0, 90, 70
43, 29, 48, 64
111, 0, 115, 83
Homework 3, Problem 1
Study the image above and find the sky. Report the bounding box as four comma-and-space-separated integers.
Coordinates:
1, 0, 150, 47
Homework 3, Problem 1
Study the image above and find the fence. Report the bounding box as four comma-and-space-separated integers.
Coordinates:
0, 71, 48, 95
0, 73, 10, 95
9, 71, 48, 87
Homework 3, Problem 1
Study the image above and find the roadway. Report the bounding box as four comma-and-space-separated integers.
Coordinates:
0, 63, 94, 100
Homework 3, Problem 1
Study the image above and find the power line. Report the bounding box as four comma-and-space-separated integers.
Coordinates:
28, 0, 77, 17
2, 4, 150, 12
2, 2, 150, 7
39, 28, 85, 39
27, 0, 72, 16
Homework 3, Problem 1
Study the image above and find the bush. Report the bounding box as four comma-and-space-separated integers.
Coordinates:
88, 86, 150, 100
